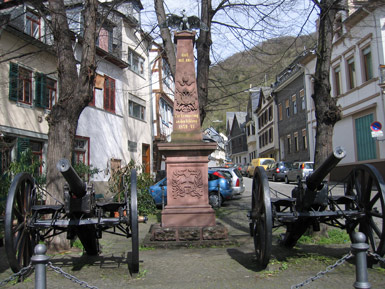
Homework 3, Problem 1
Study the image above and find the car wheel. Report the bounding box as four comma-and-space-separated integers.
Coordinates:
284, 175, 289, 184
272, 175, 276, 182
209, 193, 222, 208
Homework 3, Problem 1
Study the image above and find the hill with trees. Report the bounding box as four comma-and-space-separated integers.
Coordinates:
203, 34, 316, 133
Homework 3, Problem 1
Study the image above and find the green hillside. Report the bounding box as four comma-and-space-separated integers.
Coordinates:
203, 34, 316, 133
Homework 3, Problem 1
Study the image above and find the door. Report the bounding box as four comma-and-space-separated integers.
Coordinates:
142, 143, 150, 174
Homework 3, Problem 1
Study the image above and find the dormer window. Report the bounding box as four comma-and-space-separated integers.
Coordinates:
97, 26, 113, 52
25, 10, 41, 39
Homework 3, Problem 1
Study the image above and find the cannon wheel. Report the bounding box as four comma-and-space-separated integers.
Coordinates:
345, 164, 385, 257
5, 173, 37, 273
129, 169, 139, 273
250, 167, 272, 268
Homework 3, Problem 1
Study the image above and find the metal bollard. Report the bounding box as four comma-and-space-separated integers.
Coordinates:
31, 244, 50, 289
351, 232, 371, 289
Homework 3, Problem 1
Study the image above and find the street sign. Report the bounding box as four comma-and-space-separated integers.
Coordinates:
372, 130, 384, 138
370, 121, 382, 131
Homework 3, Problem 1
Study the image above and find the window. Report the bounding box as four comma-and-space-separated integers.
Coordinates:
294, 132, 299, 152
35, 73, 57, 109
97, 26, 113, 52
16, 138, 44, 174
129, 100, 145, 120
285, 99, 290, 117
268, 106, 273, 121
9, 63, 32, 104
347, 57, 356, 90
25, 10, 40, 39
252, 124, 255, 135
278, 103, 282, 121
287, 135, 291, 154
333, 65, 342, 96
9, 63, 56, 109
362, 46, 373, 82
299, 89, 305, 110
103, 76, 115, 113
128, 48, 145, 76
160, 98, 172, 125
292, 94, 297, 114
355, 114, 376, 161
302, 129, 308, 150
269, 128, 273, 143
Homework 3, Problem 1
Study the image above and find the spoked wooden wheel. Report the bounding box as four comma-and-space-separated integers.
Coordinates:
5, 173, 37, 273
129, 169, 139, 273
250, 167, 272, 268
345, 164, 385, 257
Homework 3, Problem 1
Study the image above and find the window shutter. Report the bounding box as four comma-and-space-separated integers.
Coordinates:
17, 138, 30, 161
9, 62, 19, 101
35, 73, 47, 108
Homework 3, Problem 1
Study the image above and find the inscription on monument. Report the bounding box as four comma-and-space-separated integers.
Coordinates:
171, 169, 204, 199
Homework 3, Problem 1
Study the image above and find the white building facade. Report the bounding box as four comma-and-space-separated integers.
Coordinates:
302, 2, 385, 177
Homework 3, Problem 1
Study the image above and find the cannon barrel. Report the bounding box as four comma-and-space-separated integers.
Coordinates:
57, 159, 87, 198
306, 146, 346, 191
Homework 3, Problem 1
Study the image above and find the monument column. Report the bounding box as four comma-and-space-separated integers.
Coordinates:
158, 31, 217, 227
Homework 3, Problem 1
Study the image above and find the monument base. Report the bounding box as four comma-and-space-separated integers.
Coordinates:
158, 141, 217, 228
161, 205, 215, 227
142, 222, 233, 248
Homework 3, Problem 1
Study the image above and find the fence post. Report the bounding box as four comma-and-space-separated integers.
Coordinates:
31, 243, 50, 289
351, 232, 371, 289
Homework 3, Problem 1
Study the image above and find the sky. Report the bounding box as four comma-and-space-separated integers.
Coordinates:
140, 0, 319, 61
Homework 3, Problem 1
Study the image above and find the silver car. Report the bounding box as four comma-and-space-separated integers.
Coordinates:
209, 167, 245, 195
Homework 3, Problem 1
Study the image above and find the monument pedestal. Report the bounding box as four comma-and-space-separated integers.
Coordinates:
158, 142, 217, 227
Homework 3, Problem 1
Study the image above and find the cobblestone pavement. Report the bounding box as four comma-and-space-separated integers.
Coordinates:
1, 179, 384, 288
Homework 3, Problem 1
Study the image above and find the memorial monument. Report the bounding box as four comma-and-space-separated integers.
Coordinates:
151, 12, 228, 242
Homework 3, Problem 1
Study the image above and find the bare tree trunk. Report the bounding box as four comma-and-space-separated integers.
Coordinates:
196, 0, 213, 126
311, 0, 343, 168
154, 0, 176, 77
46, 0, 98, 251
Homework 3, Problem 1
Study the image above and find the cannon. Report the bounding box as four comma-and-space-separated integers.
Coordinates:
249, 147, 385, 268
4, 159, 143, 274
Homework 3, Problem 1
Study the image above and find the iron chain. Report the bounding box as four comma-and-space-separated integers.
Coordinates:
0, 264, 33, 287
290, 252, 353, 289
48, 262, 98, 289
368, 252, 385, 265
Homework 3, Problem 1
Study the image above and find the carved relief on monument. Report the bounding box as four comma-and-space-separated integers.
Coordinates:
175, 71, 198, 112
171, 169, 204, 199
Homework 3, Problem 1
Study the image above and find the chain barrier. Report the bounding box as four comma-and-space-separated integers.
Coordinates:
369, 252, 385, 265
290, 252, 353, 289
0, 264, 33, 287
47, 262, 98, 289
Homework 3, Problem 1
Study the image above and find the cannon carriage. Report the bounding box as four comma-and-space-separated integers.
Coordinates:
249, 146, 385, 268
4, 159, 144, 274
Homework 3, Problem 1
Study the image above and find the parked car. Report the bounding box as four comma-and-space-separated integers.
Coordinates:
265, 161, 293, 182
209, 167, 245, 195
240, 164, 249, 176
148, 170, 233, 208
285, 161, 314, 184
247, 158, 275, 177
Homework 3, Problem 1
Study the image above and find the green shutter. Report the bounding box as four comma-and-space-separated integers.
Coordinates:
17, 138, 30, 161
35, 73, 47, 108
355, 114, 376, 161
9, 62, 19, 101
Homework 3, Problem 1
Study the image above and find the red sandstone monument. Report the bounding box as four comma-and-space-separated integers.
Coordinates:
150, 13, 228, 243
158, 30, 217, 228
